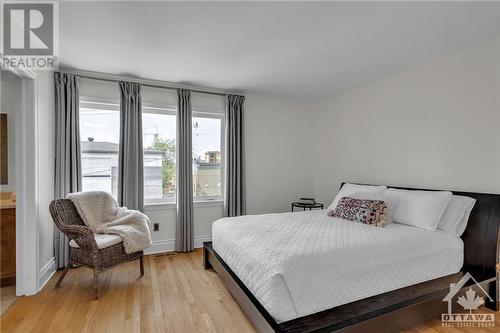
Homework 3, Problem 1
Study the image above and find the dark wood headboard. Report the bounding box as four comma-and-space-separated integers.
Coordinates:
341, 182, 500, 280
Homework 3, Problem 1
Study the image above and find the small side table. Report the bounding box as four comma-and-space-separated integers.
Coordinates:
291, 202, 324, 212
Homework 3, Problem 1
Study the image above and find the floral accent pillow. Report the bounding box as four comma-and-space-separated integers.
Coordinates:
328, 197, 388, 227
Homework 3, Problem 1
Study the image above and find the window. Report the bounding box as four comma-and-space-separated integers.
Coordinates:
142, 107, 176, 204
192, 113, 224, 201
79, 99, 120, 197
79, 95, 224, 205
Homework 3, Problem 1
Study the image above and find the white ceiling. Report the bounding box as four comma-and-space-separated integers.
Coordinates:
59, 1, 499, 102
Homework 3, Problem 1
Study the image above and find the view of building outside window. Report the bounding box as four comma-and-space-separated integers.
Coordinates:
79, 107, 120, 197
79, 100, 223, 204
192, 116, 222, 199
79, 105, 171, 202
142, 112, 176, 203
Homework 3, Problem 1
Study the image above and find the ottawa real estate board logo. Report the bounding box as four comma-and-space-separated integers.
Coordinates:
442, 272, 495, 328
1, 1, 58, 70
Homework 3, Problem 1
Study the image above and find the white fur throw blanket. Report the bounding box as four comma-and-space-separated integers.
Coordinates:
67, 191, 152, 253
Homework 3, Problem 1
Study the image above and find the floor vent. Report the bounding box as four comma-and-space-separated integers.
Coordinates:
153, 252, 176, 259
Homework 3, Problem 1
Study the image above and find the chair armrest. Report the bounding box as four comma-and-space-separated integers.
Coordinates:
58, 224, 97, 252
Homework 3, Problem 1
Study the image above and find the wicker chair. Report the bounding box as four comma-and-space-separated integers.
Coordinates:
49, 199, 144, 299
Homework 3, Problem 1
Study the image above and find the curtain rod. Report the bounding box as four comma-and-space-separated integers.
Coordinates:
60, 69, 234, 97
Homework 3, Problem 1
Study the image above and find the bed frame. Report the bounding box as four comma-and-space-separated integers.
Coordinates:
203, 183, 500, 332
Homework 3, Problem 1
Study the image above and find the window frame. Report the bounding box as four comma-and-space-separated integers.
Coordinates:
142, 103, 177, 205
80, 97, 120, 112
192, 110, 225, 203
79, 96, 225, 207
79, 97, 121, 197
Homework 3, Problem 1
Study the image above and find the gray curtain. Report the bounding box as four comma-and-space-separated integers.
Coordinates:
118, 82, 144, 212
176, 89, 194, 252
224, 95, 246, 217
54, 72, 82, 269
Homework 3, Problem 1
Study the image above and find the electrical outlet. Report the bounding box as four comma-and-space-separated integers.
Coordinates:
153, 223, 159, 231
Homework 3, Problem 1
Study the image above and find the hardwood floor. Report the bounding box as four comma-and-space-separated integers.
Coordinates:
1, 249, 498, 332
0, 286, 17, 315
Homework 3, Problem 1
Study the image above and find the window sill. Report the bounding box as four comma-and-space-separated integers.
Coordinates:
144, 202, 176, 211
194, 199, 223, 207
144, 200, 223, 211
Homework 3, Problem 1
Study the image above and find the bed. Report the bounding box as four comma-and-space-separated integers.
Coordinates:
204, 184, 500, 332
212, 210, 463, 322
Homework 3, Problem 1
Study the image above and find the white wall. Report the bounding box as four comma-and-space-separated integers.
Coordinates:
312, 38, 500, 205
36, 70, 56, 271
245, 95, 314, 214
144, 204, 223, 252
0, 71, 20, 192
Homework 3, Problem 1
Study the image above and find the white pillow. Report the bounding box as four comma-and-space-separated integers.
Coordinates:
437, 195, 476, 237
349, 191, 395, 223
327, 183, 387, 212
385, 188, 452, 231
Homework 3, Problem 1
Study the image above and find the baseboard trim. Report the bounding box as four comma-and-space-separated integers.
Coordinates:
144, 239, 175, 255
144, 235, 212, 255
38, 257, 56, 291
0, 276, 16, 287
194, 235, 212, 248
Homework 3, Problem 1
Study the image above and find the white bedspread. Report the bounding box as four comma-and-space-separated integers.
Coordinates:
212, 210, 463, 322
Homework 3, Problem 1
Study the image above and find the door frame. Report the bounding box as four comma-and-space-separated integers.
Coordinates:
2, 65, 40, 295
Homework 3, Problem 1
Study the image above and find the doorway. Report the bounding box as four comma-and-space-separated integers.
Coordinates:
0, 70, 20, 314
0, 67, 40, 314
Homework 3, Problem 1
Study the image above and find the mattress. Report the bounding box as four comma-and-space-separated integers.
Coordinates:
212, 210, 463, 322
